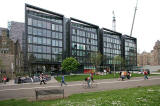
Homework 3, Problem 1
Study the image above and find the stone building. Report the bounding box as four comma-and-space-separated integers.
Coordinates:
137, 40, 160, 66
0, 22, 24, 80
151, 40, 160, 65
8, 21, 25, 75
137, 52, 151, 66
0, 29, 15, 79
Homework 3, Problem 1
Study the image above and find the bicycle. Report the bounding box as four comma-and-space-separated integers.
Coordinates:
82, 80, 97, 89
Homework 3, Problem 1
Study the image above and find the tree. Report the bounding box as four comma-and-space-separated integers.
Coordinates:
61, 57, 80, 74
90, 51, 102, 72
113, 55, 125, 77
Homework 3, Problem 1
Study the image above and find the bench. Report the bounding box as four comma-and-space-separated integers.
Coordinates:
35, 89, 64, 100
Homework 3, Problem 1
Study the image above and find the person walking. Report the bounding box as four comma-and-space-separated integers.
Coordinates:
144, 70, 148, 80
127, 71, 131, 79
61, 74, 67, 86
3, 76, 7, 84
40, 73, 46, 85
90, 72, 94, 82
85, 76, 91, 88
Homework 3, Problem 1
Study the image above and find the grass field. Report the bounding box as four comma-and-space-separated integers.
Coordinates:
55, 73, 157, 82
0, 85, 160, 106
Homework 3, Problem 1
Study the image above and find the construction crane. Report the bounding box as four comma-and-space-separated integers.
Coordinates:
130, 0, 139, 36
112, 11, 116, 31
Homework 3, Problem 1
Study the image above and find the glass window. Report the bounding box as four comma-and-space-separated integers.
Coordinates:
59, 33, 62, 39
52, 40, 56, 46
37, 54, 42, 60
28, 44, 32, 52
37, 46, 42, 53
59, 25, 62, 32
55, 32, 59, 39
43, 46, 46, 53
28, 18, 32, 25
47, 22, 51, 29
77, 36, 80, 42
33, 19, 37, 27
46, 47, 51, 53
77, 30, 79, 35
55, 25, 59, 31
56, 40, 58, 46
46, 54, 51, 61
52, 32, 56, 38
43, 29, 46, 37
42, 21, 46, 28
82, 38, 85, 43
72, 29, 76, 35
33, 37, 37, 44
42, 54, 47, 59
28, 27, 32, 35
42, 38, 47, 45
28, 36, 32, 43
33, 45, 37, 52
37, 20, 42, 27
59, 40, 62, 47
52, 55, 55, 61
37, 29, 42, 36
52, 24, 55, 30
33, 28, 37, 35
47, 30, 51, 37
72, 36, 75, 42
37, 37, 42, 44
95, 34, 97, 39
58, 48, 62, 54
46, 38, 51, 45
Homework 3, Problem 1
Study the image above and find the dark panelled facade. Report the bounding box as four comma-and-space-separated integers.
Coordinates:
25, 4, 65, 73
123, 35, 137, 70
67, 18, 99, 72
24, 4, 137, 73
101, 28, 123, 71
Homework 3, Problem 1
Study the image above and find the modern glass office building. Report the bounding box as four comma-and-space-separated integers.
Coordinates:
123, 35, 137, 70
23, 4, 137, 73
25, 4, 65, 73
67, 18, 99, 73
101, 28, 123, 71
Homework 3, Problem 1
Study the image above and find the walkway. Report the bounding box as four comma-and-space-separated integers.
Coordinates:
0, 76, 160, 101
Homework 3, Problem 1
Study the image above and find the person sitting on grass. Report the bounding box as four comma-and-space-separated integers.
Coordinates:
121, 71, 125, 81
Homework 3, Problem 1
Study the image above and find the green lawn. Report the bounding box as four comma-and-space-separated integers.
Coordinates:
55, 73, 157, 82
0, 85, 160, 106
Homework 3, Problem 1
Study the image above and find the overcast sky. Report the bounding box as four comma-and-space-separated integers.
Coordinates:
0, 0, 160, 53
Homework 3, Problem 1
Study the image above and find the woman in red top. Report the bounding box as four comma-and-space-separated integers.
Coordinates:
3, 76, 7, 84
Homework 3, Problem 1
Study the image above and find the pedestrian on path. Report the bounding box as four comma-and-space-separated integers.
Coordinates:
3, 76, 7, 84
85, 76, 91, 88
90, 72, 94, 82
61, 75, 67, 86
127, 71, 131, 79
144, 70, 148, 80
40, 73, 46, 85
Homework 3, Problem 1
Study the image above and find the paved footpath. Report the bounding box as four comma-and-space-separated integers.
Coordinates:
0, 76, 160, 101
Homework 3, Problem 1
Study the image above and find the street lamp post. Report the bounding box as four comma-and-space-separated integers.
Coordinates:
114, 62, 115, 77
